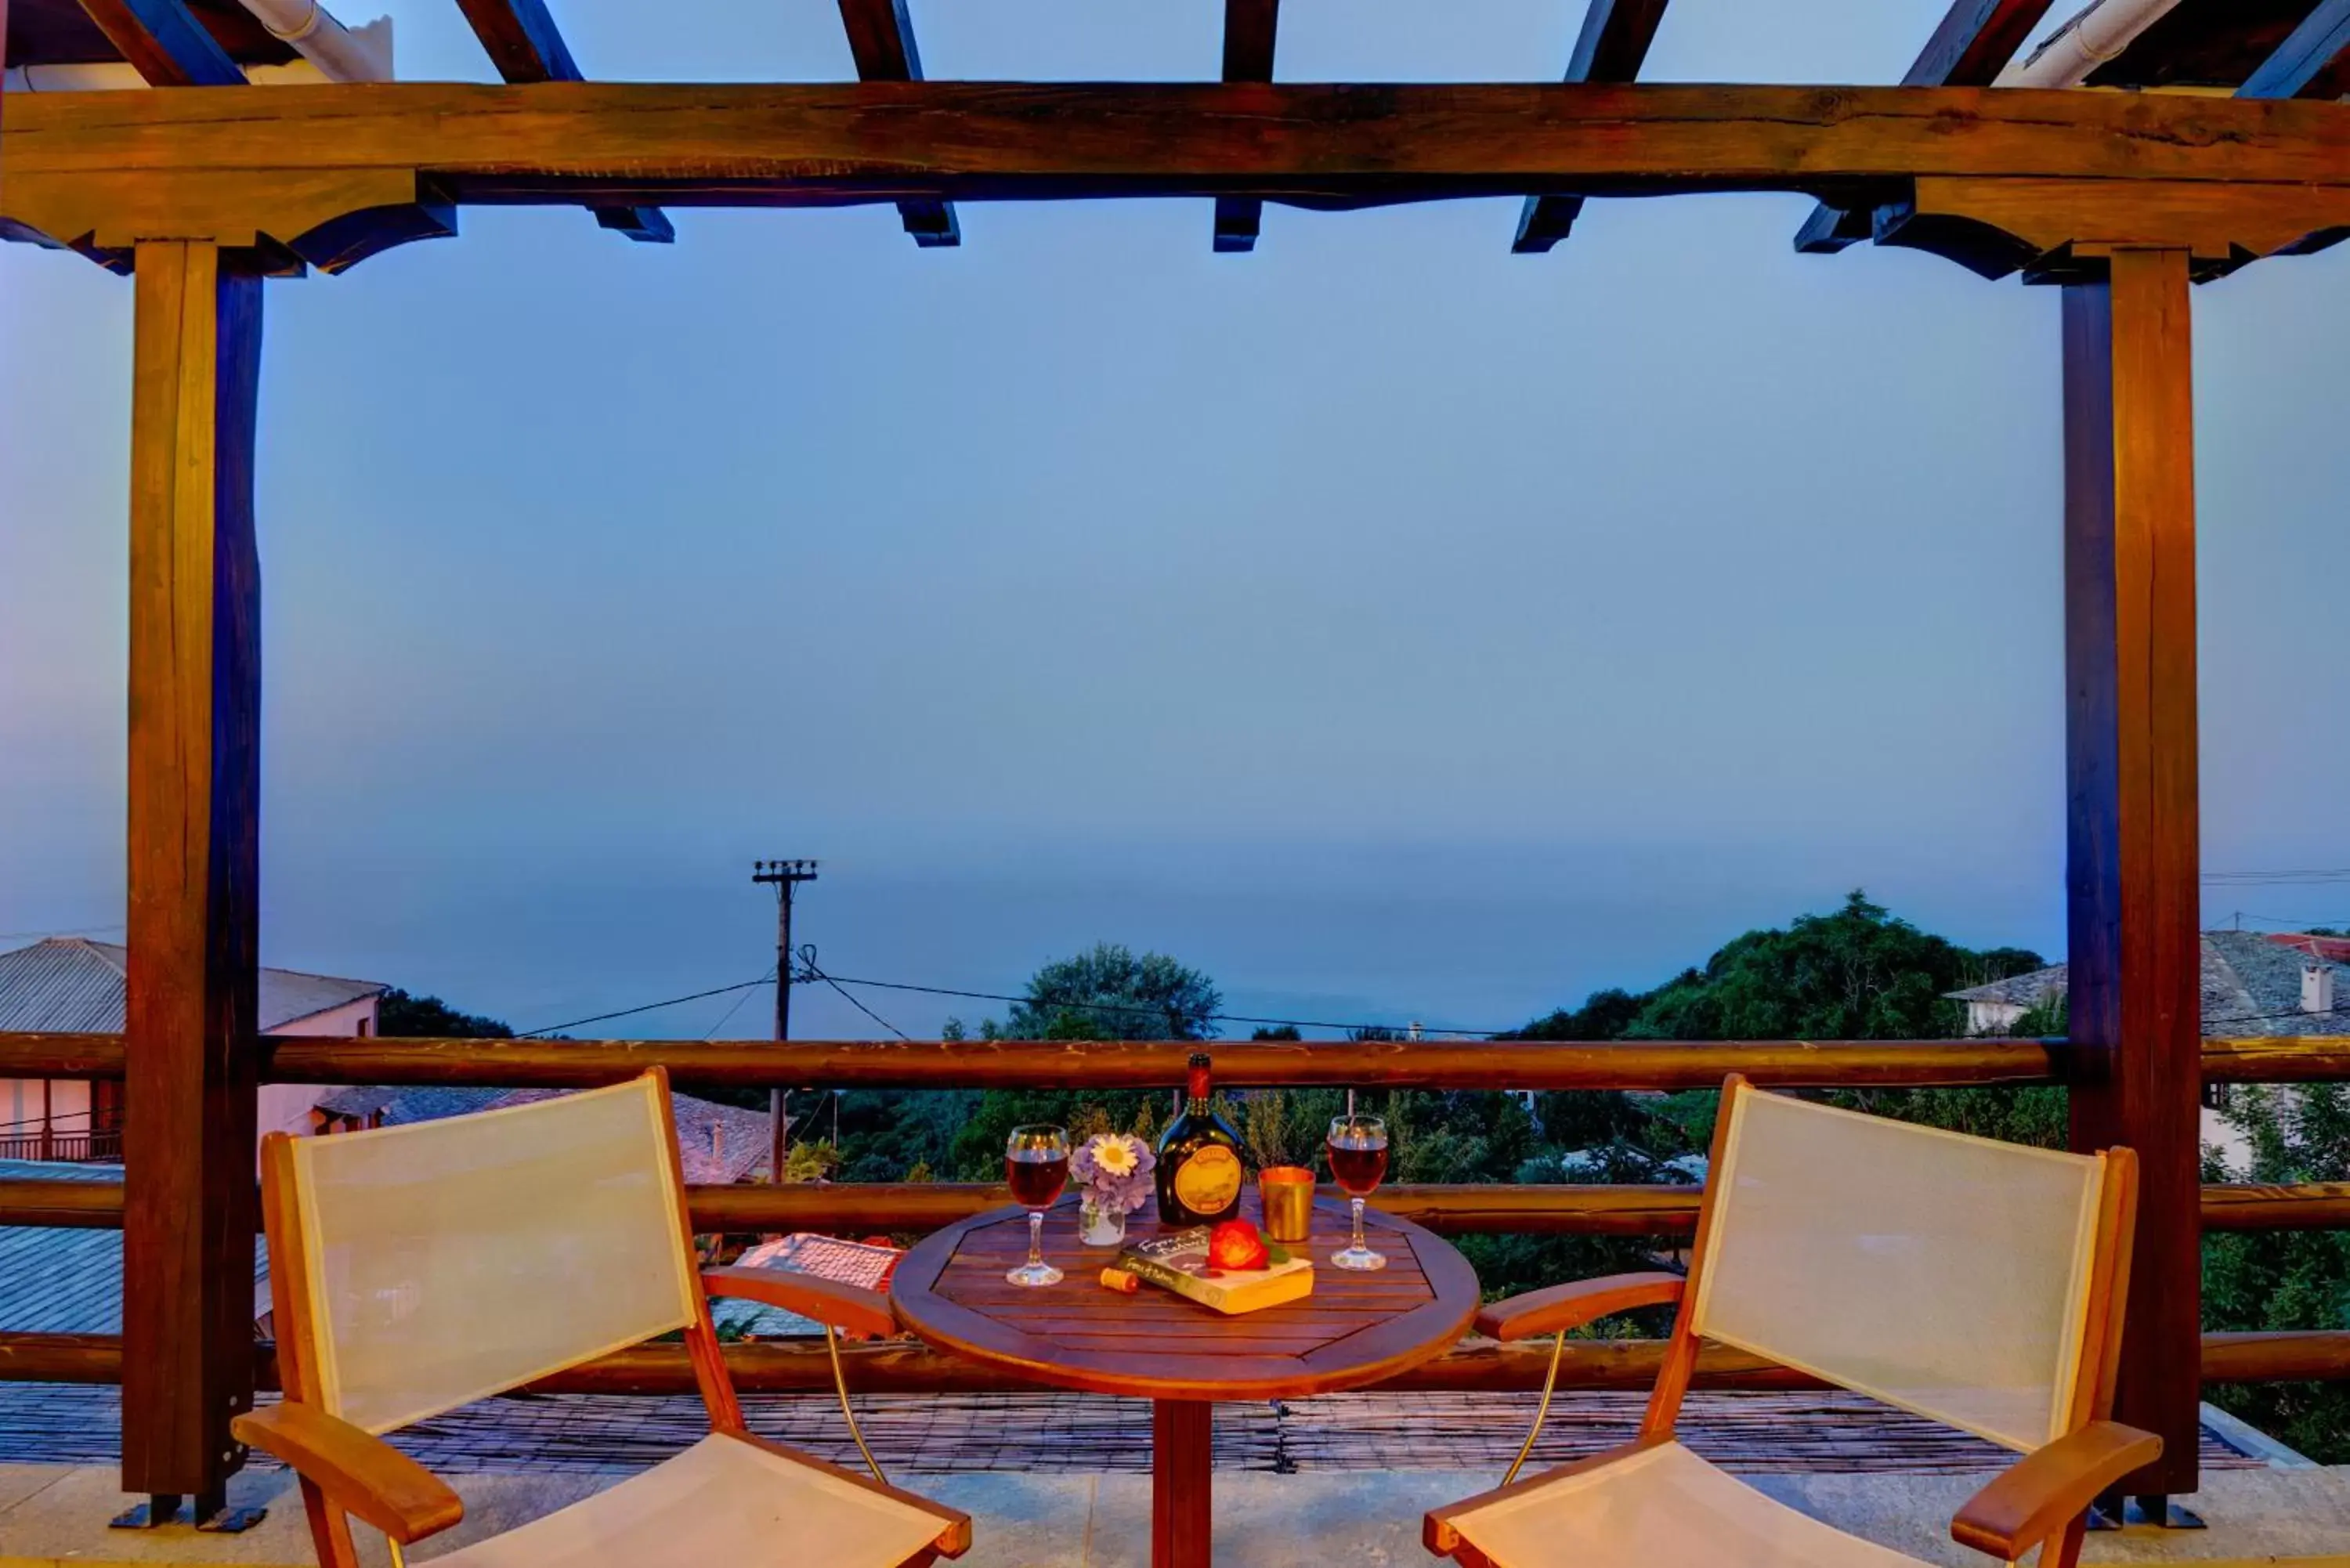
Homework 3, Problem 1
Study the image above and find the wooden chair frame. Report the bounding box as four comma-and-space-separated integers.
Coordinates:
1425, 1074, 2153, 1568
231, 1068, 970, 1568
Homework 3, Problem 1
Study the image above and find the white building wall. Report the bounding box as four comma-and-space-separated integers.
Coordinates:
258, 995, 381, 1140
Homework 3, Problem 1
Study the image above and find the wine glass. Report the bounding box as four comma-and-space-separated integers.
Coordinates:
1004, 1125, 1071, 1287
1325, 1114, 1390, 1272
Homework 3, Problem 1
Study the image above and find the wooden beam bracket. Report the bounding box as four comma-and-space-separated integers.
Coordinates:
1, 167, 454, 276
1866, 177, 2350, 280
1792, 0, 2060, 253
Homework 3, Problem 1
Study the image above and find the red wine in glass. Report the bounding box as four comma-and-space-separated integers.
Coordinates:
1003, 1125, 1070, 1286
1326, 1115, 1389, 1270
1006, 1148, 1070, 1209
1327, 1139, 1389, 1198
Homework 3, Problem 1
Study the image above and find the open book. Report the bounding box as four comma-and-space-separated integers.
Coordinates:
1116, 1227, 1314, 1315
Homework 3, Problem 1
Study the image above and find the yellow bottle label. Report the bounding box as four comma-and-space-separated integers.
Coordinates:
1173, 1144, 1242, 1214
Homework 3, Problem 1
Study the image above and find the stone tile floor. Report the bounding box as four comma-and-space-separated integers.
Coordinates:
5, 1463, 2350, 1568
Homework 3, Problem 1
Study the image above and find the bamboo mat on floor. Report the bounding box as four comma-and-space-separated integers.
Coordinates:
0, 1384, 2267, 1476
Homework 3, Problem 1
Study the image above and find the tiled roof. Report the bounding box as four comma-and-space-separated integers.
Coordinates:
2202, 930, 2350, 1035
1946, 932, 2350, 1036
309, 1084, 774, 1182
1944, 964, 2068, 1009
0, 938, 385, 1033
0, 1159, 266, 1335
713, 1234, 905, 1339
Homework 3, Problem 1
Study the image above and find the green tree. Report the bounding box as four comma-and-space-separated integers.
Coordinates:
375, 988, 514, 1038
982, 942, 1223, 1041
1622, 891, 2033, 1042
2204, 1083, 2350, 1461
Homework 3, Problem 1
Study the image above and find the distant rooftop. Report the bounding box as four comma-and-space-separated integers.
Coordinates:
0, 1160, 264, 1335
0, 938, 385, 1034
313, 1083, 777, 1183
1946, 930, 2350, 1036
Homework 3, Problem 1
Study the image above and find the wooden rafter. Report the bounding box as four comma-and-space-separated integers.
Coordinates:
834, 0, 957, 246
69, 0, 242, 85
1514, 0, 1669, 253
2239, 0, 2350, 99
449, 0, 671, 243
1794, 0, 2058, 253
1213, 0, 1279, 252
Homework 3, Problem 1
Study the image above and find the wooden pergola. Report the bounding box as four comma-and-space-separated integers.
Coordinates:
6, 0, 2350, 1533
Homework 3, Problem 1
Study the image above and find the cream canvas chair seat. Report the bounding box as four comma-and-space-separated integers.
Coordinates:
1425, 1075, 2153, 1568
1437, 1440, 1922, 1568
232, 1071, 969, 1568
427, 1433, 951, 1568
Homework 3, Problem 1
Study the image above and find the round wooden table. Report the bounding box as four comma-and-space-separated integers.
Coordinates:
891, 1193, 1480, 1568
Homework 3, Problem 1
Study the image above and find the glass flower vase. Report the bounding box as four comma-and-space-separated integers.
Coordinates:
1079, 1194, 1128, 1247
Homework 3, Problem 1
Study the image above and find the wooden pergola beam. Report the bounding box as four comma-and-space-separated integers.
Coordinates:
2239, 0, 2350, 101
836, 0, 957, 246
1513, 0, 1670, 253
11, 83, 2350, 262
1213, 0, 1279, 252
68, 0, 243, 86
1794, 0, 2058, 254
449, 0, 671, 243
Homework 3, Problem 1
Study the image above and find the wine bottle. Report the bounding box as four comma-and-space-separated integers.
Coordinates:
1155, 1052, 1246, 1225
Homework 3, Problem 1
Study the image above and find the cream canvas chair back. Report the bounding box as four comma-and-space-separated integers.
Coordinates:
272, 1076, 702, 1435
1687, 1085, 2112, 1451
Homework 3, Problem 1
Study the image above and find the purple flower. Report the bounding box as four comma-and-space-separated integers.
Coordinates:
1071, 1133, 1157, 1214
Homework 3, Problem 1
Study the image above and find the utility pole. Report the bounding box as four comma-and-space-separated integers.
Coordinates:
751, 858, 819, 1185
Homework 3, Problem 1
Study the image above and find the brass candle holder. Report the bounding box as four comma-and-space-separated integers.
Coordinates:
1258, 1165, 1315, 1244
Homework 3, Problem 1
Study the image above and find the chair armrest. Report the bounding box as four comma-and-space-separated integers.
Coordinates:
231, 1404, 462, 1545
703, 1266, 898, 1339
1950, 1421, 2162, 1560
1473, 1272, 1684, 1342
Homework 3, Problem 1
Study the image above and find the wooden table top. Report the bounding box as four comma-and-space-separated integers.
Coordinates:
891, 1194, 1480, 1402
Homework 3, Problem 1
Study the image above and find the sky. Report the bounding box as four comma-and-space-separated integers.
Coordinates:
5, 0, 2350, 1042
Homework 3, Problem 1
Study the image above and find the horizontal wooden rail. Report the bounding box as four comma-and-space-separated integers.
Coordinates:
2201, 1037, 2350, 1082
9, 1178, 2350, 1234
2200, 1331, 2350, 1382
267, 1035, 2071, 1089
0, 1033, 2066, 1088
0, 1179, 126, 1229
3, 1031, 2346, 1089
2199, 1182, 2350, 1232
1, 1329, 2342, 1391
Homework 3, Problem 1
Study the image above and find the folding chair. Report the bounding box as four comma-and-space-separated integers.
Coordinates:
1425, 1075, 2149, 1568
233, 1070, 970, 1568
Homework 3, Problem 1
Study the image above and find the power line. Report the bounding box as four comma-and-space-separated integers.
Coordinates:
795, 969, 1509, 1039
796, 945, 910, 1042
516, 977, 772, 1039
2205, 869, 2350, 885
701, 966, 776, 1040
0, 923, 124, 941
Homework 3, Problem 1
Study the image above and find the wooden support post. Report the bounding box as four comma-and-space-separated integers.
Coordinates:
1152, 1400, 1213, 1568
2063, 246, 2200, 1502
119, 239, 265, 1518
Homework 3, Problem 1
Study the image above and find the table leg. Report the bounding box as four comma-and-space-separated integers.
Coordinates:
1152, 1400, 1213, 1568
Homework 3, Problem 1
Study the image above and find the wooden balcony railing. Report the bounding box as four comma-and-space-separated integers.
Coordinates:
1, 1030, 2346, 1398
0, 1129, 121, 1164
